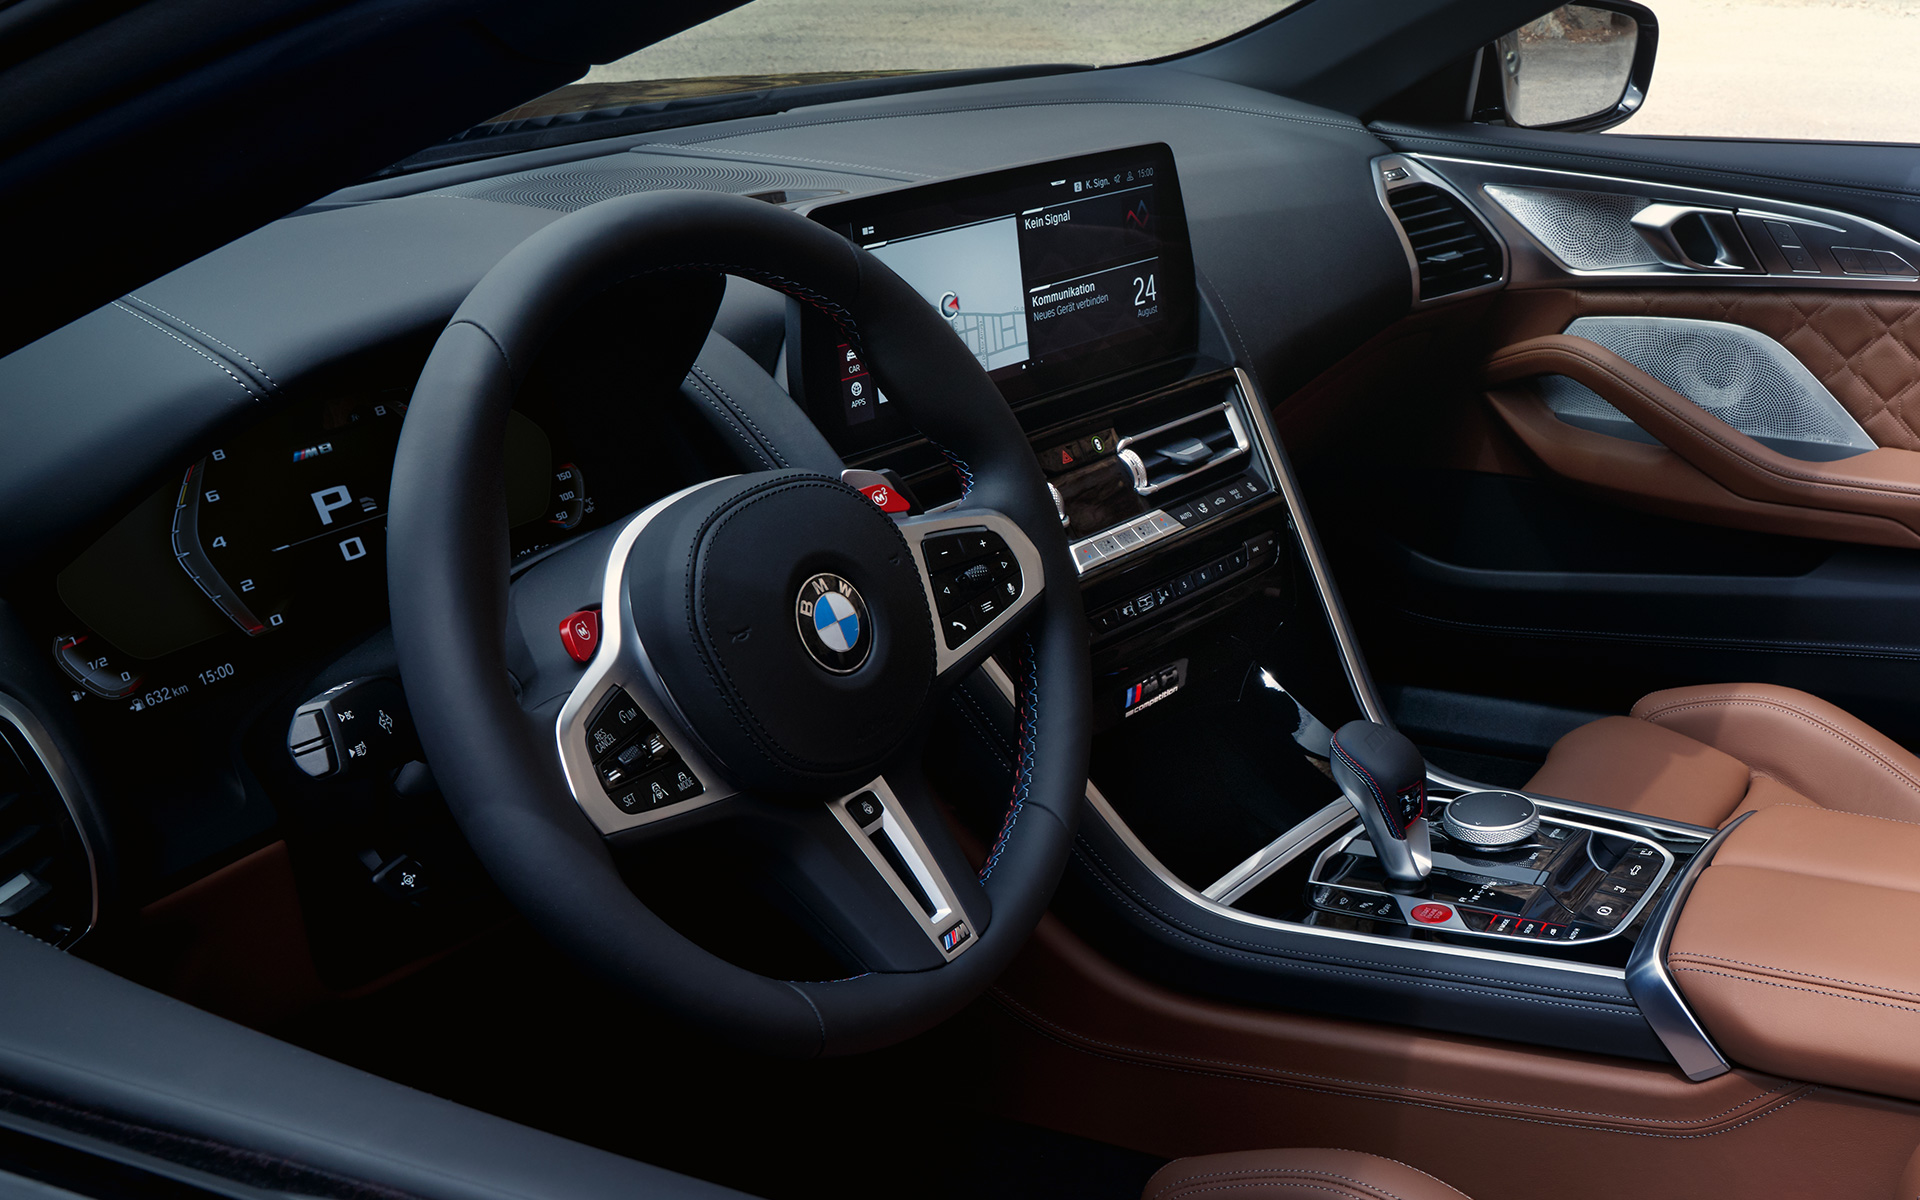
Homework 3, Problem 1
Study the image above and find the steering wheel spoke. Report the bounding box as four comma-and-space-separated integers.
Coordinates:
895, 508, 1045, 682
822, 774, 985, 963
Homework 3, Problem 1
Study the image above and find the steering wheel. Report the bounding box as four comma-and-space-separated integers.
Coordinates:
386, 192, 1090, 1056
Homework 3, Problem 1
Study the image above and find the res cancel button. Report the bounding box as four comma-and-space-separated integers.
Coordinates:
1410, 903, 1453, 924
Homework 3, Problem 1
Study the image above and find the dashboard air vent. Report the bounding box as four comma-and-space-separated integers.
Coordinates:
1387, 183, 1501, 300
0, 710, 94, 949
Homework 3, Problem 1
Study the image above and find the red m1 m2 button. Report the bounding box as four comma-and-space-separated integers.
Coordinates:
858, 482, 910, 513
1410, 903, 1453, 924
559, 609, 600, 663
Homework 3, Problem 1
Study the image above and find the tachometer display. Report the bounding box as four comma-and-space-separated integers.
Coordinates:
172, 395, 406, 636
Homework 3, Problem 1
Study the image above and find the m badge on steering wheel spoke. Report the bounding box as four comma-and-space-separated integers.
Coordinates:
796, 573, 872, 674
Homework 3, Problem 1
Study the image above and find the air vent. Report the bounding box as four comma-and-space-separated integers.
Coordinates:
1387, 183, 1502, 301
1115, 400, 1249, 495
0, 708, 95, 949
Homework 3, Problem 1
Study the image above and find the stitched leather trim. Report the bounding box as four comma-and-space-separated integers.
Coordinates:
1635, 693, 1920, 800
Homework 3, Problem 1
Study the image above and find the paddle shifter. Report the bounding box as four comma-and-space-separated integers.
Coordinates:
1329, 720, 1431, 884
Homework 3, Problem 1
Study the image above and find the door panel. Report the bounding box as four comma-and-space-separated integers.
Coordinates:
1306, 133, 1920, 772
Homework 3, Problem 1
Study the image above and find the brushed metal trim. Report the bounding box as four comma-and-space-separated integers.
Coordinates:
554, 479, 740, 835
1232, 367, 1392, 725
828, 776, 978, 962
1625, 811, 1750, 1081
1417, 154, 1920, 292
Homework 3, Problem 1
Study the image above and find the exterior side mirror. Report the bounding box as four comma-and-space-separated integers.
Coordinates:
1473, 2, 1659, 133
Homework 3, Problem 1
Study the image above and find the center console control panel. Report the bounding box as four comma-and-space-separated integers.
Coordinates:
1308, 798, 1675, 947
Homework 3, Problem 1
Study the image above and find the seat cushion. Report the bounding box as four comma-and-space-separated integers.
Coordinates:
1632, 684, 1920, 823
1524, 714, 1754, 827
1143, 1149, 1472, 1200
1525, 684, 1920, 828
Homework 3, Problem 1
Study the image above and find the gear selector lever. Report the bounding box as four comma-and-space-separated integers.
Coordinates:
1329, 720, 1431, 884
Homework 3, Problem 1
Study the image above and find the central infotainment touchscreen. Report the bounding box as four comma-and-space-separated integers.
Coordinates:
800, 144, 1196, 450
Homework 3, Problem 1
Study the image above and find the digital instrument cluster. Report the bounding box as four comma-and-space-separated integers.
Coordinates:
49, 389, 585, 714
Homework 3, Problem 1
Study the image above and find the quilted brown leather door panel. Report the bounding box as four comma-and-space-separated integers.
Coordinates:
1493, 288, 1920, 450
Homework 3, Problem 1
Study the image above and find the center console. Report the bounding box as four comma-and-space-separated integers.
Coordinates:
791, 145, 1726, 1078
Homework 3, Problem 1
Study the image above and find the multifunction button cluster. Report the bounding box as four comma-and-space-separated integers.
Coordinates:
1089, 531, 1277, 638
585, 687, 704, 815
923, 528, 1023, 649
1309, 813, 1671, 947
1163, 473, 1267, 528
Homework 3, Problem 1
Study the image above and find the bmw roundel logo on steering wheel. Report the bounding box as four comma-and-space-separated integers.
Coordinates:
795, 573, 872, 674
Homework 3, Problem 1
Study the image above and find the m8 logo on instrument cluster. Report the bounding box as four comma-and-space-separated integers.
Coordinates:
795, 573, 872, 674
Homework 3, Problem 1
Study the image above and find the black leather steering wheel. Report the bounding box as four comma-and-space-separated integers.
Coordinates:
387, 192, 1090, 1056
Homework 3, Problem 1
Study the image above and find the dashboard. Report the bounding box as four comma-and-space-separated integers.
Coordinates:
0, 60, 1408, 951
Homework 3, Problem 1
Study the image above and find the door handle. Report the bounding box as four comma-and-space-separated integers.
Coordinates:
1630, 203, 1761, 272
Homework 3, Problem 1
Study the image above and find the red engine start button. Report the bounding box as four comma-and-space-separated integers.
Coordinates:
1410, 903, 1454, 925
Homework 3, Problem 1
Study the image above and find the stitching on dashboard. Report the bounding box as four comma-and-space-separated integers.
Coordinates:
1070, 838, 1631, 1001
690, 363, 790, 467
993, 992, 1811, 1140
683, 369, 776, 469
1373, 128, 1920, 209
126, 296, 278, 387
991, 988, 1791, 1125
111, 303, 260, 400
637, 144, 929, 179
674, 97, 1363, 147
980, 636, 1037, 881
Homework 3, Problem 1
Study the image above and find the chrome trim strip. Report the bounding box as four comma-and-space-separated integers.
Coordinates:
1204, 799, 1353, 904
978, 659, 1625, 980
0, 692, 100, 948
828, 776, 977, 961
1233, 366, 1391, 725
554, 479, 740, 835
1625, 811, 1750, 1081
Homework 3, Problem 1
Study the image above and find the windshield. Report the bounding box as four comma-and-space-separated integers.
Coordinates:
498, 1, 1299, 121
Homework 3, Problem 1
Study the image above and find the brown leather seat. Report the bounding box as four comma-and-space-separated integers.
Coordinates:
1143, 1149, 1471, 1200
1526, 683, 1920, 828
